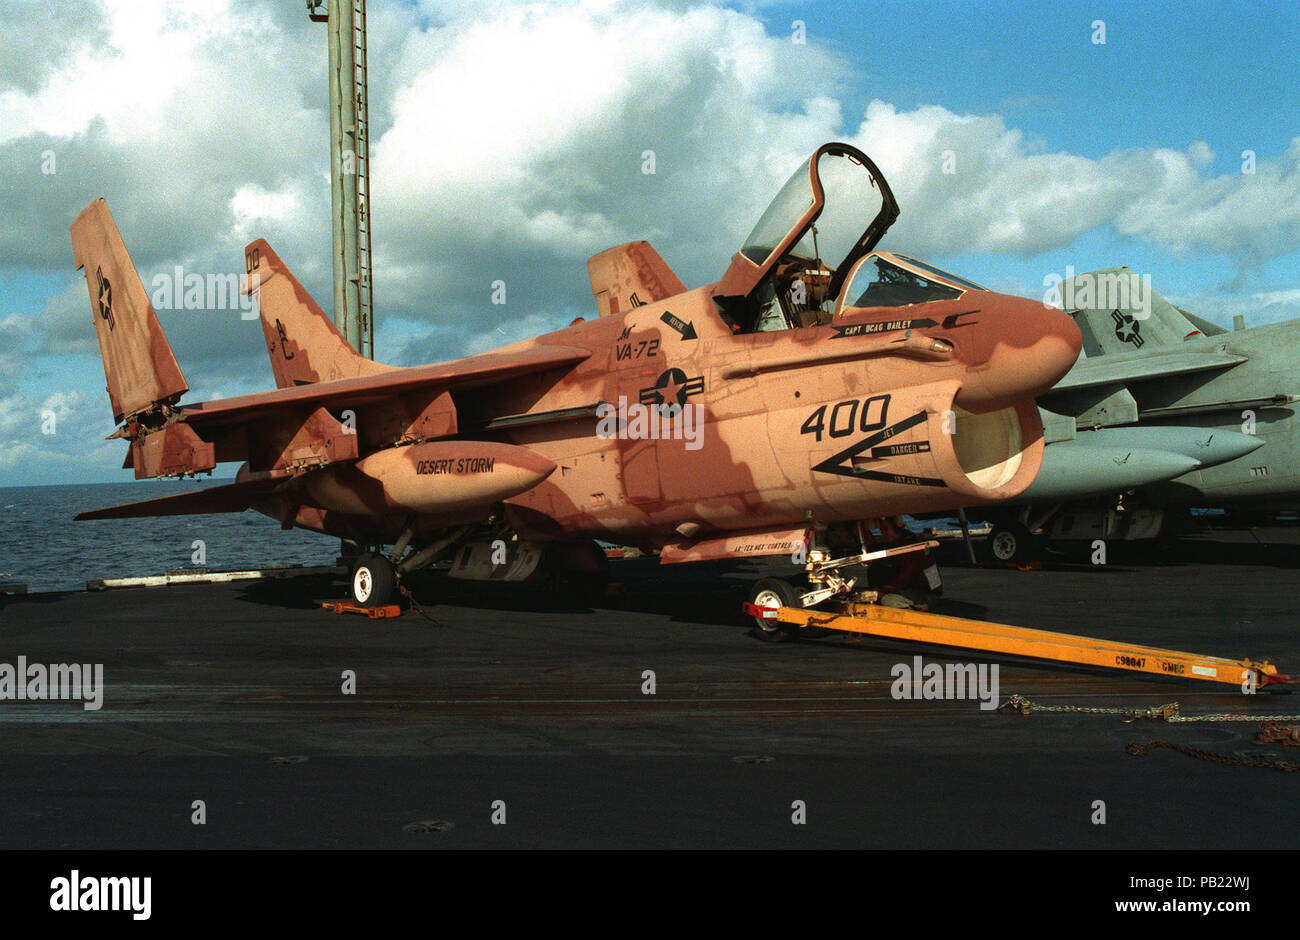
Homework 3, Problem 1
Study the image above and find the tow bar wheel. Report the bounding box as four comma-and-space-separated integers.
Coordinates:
351, 553, 398, 608
748, 577, 802, 642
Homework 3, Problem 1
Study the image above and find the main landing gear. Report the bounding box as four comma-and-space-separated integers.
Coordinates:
350, 553, 398, 607
987, 521, 1033, 563
347, 524, 475, 608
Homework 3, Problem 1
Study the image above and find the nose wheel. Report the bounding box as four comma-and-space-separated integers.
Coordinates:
747, 577, 803, 642
350, 552, 398, 608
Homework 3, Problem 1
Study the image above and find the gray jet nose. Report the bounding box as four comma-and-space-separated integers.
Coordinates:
1072, 426, 1264, 470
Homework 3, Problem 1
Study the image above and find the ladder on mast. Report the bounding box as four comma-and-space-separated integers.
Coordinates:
352, 0, 374, 360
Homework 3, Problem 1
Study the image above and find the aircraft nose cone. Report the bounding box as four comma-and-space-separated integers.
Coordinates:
1099, 427, 1263, 468
1026, 297, 1083, 386
954, 294, 1082, 411
1195, 429, 1266, 465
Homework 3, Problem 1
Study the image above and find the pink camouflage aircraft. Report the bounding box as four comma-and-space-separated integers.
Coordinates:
72, 143, 1081, 634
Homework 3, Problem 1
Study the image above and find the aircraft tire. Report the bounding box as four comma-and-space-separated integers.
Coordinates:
748, 577, 802, 642
351, 552, 398, 608
987, 523, 1032, 564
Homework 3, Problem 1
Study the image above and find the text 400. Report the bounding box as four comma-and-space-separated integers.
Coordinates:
800, 395, 891, 442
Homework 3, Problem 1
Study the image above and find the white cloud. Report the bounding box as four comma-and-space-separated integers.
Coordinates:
0, 0, 252, 146
842, 101, 1300, 261
1253, 288, 1300, 307
229, 183, 305, 244
0, 0, 331, 269
1161, 285, 1300, 330
0, 0, 1295, 480
5, 0, 1295, 329
0, 385, 101, 473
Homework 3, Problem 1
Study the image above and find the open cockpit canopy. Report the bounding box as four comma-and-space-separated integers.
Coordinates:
714, 143, 901, 331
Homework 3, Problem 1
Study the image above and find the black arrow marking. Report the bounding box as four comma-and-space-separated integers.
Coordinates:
871, 441, 931, 458
811, 410, 944, 486
941, 310, 979, 328
660, 311, 697, 340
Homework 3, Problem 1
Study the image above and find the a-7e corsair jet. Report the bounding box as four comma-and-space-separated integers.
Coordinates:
72, 143, 1080, 635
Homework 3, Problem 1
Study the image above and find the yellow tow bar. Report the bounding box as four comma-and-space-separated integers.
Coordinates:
745, 600, 1294, 690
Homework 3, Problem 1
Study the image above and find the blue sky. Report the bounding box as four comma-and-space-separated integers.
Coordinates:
749, 0, 1300, 290
780, 0, 1296, 163
1, 0, 1297, 486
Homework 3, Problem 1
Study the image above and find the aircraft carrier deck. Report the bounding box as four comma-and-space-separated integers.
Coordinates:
2, 529, 1298, 850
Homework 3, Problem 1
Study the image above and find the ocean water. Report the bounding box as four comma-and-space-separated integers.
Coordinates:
0, 482, 999, 595
0, 481, 335, 594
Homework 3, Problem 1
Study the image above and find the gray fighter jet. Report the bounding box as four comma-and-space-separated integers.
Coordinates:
975, 267, 1298, 561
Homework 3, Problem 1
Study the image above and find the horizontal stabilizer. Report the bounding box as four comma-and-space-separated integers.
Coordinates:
75, 478, 279, 521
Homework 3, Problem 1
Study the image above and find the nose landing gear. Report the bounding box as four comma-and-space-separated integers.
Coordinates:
744, 521, 941, 639
747, 577, 805, 642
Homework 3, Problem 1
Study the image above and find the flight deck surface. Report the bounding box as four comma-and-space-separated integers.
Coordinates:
2, 530, 1297, 849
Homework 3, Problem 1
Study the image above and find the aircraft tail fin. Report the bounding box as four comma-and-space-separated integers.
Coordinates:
244, 238, 391, 388
70, 199, 190, 425
1064, 266, 1210, 357
586, 241, 687, 317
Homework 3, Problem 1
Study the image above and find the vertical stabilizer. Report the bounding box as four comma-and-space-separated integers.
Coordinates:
71, 199, 189, 423
1065, 266, 1203, 357
245, 238, 391, 387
